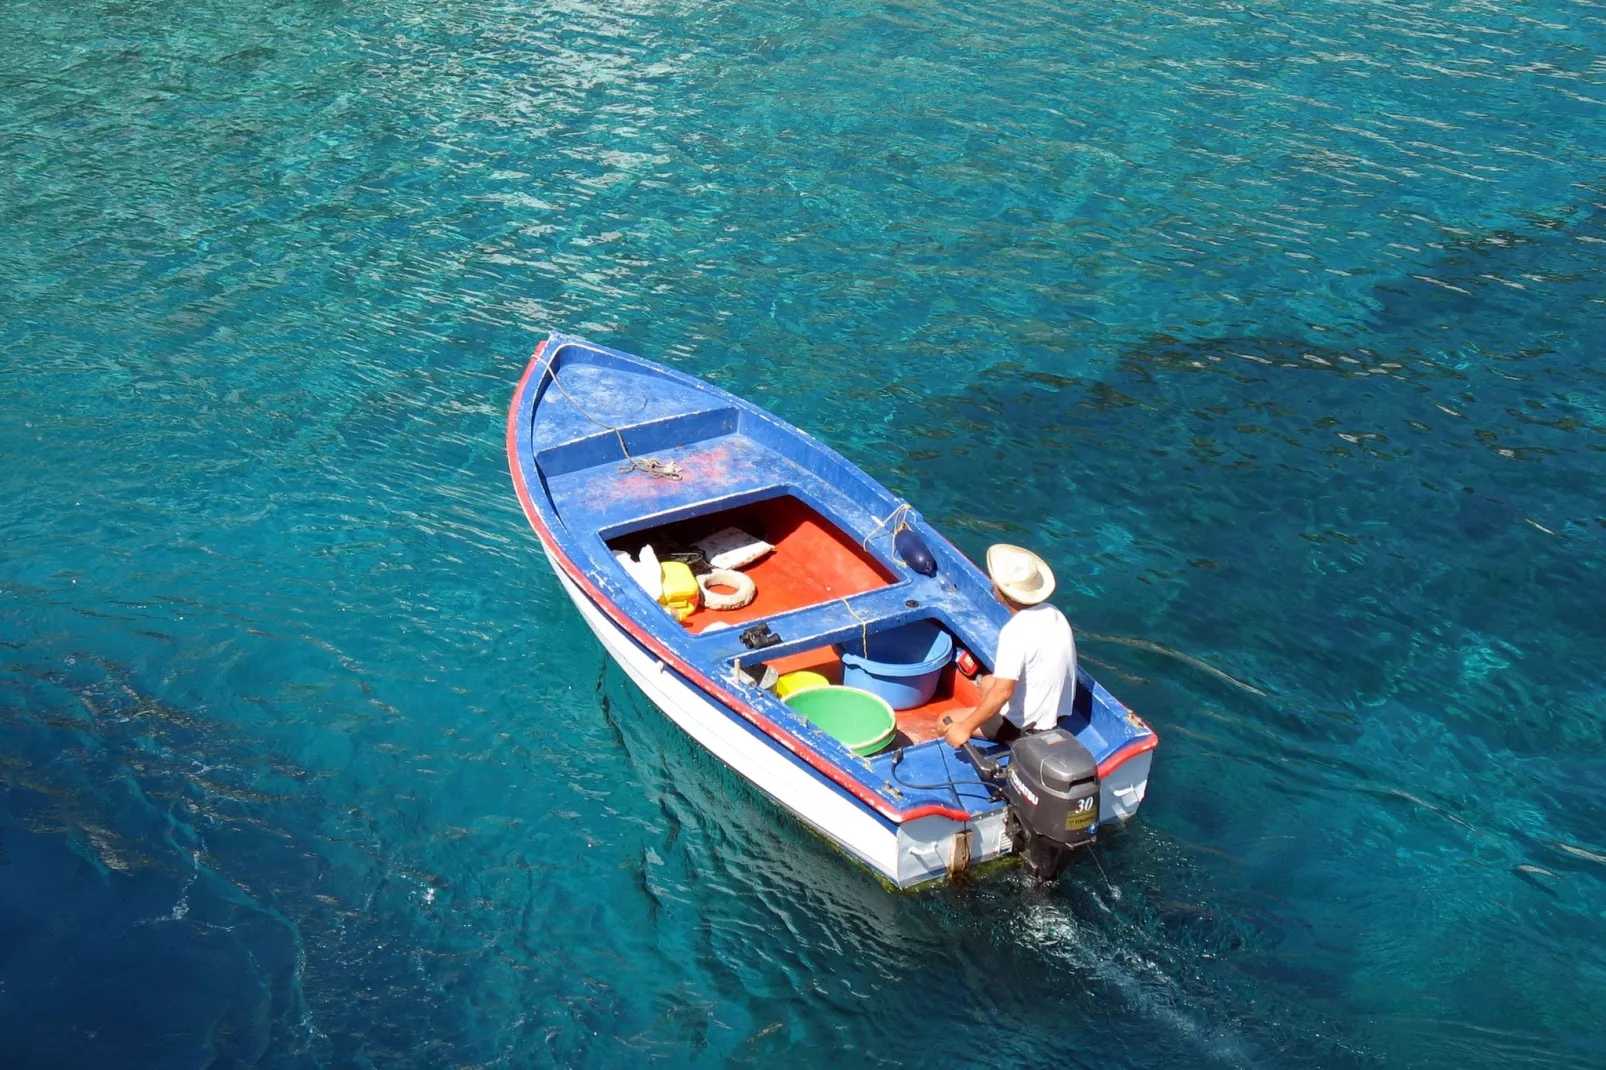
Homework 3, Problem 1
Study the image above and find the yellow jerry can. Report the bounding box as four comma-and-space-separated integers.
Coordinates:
658, 560, 701, 621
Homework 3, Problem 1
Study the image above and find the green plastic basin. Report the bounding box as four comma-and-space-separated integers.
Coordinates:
783, 685, 896, 756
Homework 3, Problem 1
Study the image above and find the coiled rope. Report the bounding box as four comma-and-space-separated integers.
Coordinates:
542, 362, 683, 480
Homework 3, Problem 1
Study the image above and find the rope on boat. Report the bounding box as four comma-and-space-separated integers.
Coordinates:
542, 363, 684, 480
845, 503, 914, 655
840, 596, 873, 659
862, 502, 915, 561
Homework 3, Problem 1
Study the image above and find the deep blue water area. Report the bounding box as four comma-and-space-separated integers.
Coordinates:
2, 0, 1604, 1065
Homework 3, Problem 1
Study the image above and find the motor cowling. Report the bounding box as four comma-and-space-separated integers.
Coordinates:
1001, 729, 1100, 881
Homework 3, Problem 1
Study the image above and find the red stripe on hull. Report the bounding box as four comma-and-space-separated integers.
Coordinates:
1097, 732, 1159, 781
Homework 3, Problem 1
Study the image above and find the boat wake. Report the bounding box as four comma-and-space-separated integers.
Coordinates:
1019, 896, 1265, 1069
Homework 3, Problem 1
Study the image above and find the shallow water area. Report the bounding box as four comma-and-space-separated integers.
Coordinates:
2, 0, 1604, 1066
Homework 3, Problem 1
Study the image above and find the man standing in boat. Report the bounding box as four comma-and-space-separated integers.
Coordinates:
944, 544, 1077, 748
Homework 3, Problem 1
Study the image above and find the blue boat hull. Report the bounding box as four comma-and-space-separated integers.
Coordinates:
506, 332, 1157, 886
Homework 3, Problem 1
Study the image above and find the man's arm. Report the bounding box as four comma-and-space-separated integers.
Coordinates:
944, 676, 1016, 748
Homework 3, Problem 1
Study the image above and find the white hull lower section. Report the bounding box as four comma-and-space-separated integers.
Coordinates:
1103, 750, 1152, 822
546, 551, 1146, 888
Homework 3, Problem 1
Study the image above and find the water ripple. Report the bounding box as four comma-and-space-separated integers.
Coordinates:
3, 0, 1604, 1064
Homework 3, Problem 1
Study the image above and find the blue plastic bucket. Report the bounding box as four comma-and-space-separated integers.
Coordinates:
838, 620, 954, 710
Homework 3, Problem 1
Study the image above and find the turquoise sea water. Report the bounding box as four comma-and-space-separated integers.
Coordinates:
2, 0, 1604, 1065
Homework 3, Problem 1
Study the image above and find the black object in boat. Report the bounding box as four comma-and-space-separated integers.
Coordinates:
888, 746, 1000, 795
895, 528, 937, 576
966, 730, 1099, 882
739, 623, 781, 650
659, 546, 712, 575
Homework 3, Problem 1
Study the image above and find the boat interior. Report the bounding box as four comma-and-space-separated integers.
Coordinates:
517, 340, 1149, 821
606, 495, 896, 634
765, 644, 985, 746
607, 493, 985, 745
525, 344, 1137, 792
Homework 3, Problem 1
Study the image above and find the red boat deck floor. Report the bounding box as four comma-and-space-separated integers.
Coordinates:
609, 493, 983, 745
608, 495, 897, 633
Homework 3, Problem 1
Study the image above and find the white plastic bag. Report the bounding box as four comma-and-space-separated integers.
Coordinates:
615, 543, 662, 599
693, 527, 774, 571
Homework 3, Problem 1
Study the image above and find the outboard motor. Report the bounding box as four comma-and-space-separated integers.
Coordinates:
967, 730, 1100, 882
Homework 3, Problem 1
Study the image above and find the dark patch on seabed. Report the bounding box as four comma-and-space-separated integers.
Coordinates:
0, 633, 488, 1068
870, 202, 1606, 1069
1, 649, 302, 1067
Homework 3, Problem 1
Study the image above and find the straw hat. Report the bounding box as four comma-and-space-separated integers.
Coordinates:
986, 544, 1056, 605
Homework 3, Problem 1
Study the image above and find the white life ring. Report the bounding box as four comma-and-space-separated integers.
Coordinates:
698, 568, 756, 610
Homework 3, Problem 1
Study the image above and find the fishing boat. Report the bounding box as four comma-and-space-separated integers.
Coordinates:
505, 332, 1158, 888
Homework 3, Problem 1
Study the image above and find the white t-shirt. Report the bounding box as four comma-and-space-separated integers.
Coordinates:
993, 603, 1077, 732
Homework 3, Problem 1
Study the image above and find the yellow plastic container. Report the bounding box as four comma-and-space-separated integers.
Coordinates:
658, 561, 700, 621
775, 670, 829, 699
